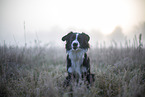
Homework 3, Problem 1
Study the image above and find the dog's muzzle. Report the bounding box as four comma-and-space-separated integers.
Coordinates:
73, 43, 78, 50
71, 40, 80, 50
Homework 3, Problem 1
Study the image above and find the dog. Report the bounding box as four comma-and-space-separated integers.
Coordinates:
62, 31, 95, 87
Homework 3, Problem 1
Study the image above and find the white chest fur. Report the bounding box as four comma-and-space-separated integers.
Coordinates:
67, 49, 87, 77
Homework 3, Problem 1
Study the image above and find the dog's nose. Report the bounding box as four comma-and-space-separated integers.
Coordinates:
73, 43, 78, 47
73, 43, 78, 49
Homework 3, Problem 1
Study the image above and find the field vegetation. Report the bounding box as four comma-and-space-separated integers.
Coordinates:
0, 34, 145, 97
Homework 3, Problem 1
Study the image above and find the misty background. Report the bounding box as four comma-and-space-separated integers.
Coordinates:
0, 0, 145, 47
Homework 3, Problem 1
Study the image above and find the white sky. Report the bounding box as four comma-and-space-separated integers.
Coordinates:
0, 0, 145, 46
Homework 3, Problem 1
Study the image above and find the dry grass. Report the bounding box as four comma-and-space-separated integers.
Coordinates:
0, 36, 145, 97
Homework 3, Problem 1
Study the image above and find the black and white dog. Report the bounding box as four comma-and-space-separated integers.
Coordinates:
62, 31, 95, 87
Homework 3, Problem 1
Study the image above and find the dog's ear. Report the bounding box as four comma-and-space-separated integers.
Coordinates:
62, 32, 73, 41
82, 32, 90, 42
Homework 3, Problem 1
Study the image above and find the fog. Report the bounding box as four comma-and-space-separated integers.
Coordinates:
0, 0, 145, 47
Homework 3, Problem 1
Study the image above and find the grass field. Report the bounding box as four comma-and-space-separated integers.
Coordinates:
0, 35, 145, 97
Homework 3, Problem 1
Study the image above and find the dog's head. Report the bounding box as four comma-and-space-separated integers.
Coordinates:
62, 31, 90, 51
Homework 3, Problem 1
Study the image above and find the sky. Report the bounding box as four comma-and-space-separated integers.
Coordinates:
0, 0, 145, 47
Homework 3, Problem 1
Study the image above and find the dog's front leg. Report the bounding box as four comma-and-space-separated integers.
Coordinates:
63, 55, 72, 87
63, 73, 72, 87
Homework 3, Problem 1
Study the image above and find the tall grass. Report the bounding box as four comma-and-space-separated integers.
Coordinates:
0, 34, 145, 97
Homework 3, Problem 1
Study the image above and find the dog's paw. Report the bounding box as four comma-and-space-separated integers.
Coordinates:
90, 74, 95, 83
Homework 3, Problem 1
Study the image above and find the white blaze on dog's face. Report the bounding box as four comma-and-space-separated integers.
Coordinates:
71, 33, 80, 50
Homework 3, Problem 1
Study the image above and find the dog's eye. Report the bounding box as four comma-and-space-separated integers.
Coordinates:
77, 36, 82, 41
77, 37, 80, 40
71, 35, 76, 40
